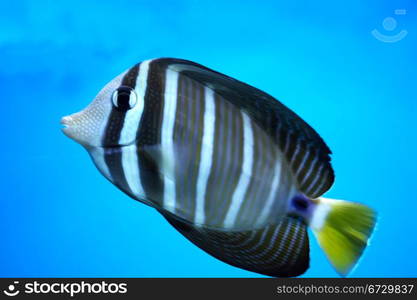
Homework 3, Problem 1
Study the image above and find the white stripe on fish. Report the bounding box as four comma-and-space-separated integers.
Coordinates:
119, 59, 152, 145
160, 68, 179, 213
223, 112, 254, 228
194, 87, 216, 225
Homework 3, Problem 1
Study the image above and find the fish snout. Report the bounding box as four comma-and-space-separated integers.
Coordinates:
60, 111, 99, 147
61, 115, 73, 129
60, 114, 79, 139
61, 115, 73, 134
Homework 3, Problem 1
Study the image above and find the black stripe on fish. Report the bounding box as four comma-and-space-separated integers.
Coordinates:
210, 95, 244, 226
102, 64, 140, 193
136, 60, 166, 205
186, 77, 205, 219
102, 64, 140, 146
212, 94, 235, 222
205, 94, 245, 227
173, 74, 205, 220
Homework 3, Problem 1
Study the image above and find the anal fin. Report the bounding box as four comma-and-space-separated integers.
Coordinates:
162, 213, 310, 277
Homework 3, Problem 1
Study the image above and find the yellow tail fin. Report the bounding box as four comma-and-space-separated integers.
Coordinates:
310, 197, 377, 276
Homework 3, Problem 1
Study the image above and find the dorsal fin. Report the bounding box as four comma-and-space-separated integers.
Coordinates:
153, 58, 334, 198
162, 211, 310, 277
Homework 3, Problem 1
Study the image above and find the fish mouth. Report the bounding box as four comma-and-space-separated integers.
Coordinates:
60, 115, 83, 144
60, 116, 72, 136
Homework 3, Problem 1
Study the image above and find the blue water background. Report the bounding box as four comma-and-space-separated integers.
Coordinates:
1, 0, 416, 277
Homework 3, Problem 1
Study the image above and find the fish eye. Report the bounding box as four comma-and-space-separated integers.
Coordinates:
111, 86, 137, 110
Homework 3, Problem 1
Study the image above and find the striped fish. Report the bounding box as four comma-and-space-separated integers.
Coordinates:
62, 58, 376, 277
